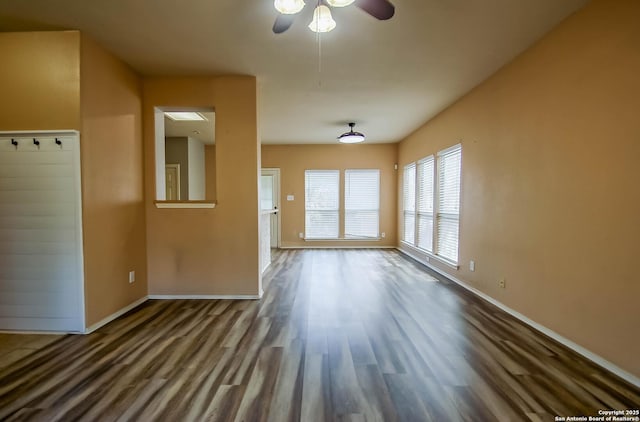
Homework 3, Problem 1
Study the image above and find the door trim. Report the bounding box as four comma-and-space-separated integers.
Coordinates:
165, 163, 181, 200
261, 168, 281, 248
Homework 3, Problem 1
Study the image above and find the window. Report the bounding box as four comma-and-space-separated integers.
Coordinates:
305, 170, 339, 239
260, 175, 273, 210
403, 163, 416, 244
436, 145, 462, 262
402, 144, 461, 264
345, 169, 380, 238
417, 157, 434, 252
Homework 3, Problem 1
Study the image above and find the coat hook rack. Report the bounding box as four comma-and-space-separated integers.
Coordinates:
11, 138, 18, 149
55, 138, 62, 147
33, 138, 40, 148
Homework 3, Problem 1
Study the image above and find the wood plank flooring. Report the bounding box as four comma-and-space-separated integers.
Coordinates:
0, 249, 638, 421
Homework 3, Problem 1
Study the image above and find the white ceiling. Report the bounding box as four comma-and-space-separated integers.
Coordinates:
164, 112, 216, 145
0, 0, 588, 144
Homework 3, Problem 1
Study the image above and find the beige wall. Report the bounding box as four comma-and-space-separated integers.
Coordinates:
262, 144, 398, 248
398, 0, 640, 377
0, 31, 80, 130
144, 76, 261, 295
205, 145, 217, 200
80, 34, 147, 326
187, 137, 206, 200
0, 31, 147, 328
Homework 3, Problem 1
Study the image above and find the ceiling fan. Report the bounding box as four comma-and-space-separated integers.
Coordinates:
273, 0, 395, 34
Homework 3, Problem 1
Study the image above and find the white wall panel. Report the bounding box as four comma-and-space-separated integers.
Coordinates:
0, 131, 84, 332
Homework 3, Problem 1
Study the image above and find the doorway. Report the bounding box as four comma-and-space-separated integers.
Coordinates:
165, 164, 181, 200
261, 168, 281, 248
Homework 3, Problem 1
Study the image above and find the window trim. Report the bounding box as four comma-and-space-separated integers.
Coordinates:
402, 163, 416, 244
402, 144, 461, 265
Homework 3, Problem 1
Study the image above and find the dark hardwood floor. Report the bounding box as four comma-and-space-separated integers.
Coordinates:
0, 249, 638, 421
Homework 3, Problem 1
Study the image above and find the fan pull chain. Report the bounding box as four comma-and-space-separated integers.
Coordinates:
317, 30, 323, 87
316, 0, 322, 87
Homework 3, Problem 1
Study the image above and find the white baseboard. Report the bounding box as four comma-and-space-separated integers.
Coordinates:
279, 245, 396, 250
84, 296, 149, 334
84, 294, 260, 333
148, 294, 261, 300
397, 247, 640, 389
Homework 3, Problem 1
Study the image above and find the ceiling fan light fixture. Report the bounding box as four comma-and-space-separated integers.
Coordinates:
326, 0, 356, 7
308, 5, 336, 33
338, 122, 365, 144
274, 0, 305, 15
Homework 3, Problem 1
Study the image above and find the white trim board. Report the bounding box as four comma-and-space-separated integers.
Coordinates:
82, 293, 263, 334
397, 247, 640, 389
85, 296, 149, 334
0, 130, 79, 136
155, 202, 216, 209
148, 295, 261, 300
279, 245, 396, 250
304, 238, 382, 242
0, 330, 67, 336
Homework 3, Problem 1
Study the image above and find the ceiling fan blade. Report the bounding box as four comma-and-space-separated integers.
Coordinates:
273, 14, 296, 34
355, 0, 395, 20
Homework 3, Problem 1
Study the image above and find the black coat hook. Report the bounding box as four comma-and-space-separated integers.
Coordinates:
11, 138, 18, 148
33, 138, 40, 147
55, 138, 62, 146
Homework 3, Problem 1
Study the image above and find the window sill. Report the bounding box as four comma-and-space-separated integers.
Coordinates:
400, 241, 459, 270
305, 237, 381, 242
154, 201, 217, 209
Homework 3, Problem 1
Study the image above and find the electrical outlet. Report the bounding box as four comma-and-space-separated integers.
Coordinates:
129, 271, 135, 284
299, 232, 304, 239
381, 232, 386, 238
469, 260, 475, 272
499, 278, 506, 288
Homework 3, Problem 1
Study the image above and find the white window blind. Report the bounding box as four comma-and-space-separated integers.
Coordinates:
403, 163, 416, 244
345, 169, 380, 238
436, 145, 462, 262
305, 170, 339, 239
417, 157, 434, 252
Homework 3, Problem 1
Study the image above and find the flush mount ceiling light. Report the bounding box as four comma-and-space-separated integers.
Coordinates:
326, 0, 355, 7
308, 5, 336, 33
164, 112, 207, 121
338, 122, 365, 144
274, 0, 305, 15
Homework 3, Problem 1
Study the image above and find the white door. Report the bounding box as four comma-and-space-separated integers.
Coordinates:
165, 164, 180, 200
261, 168, 280, 248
